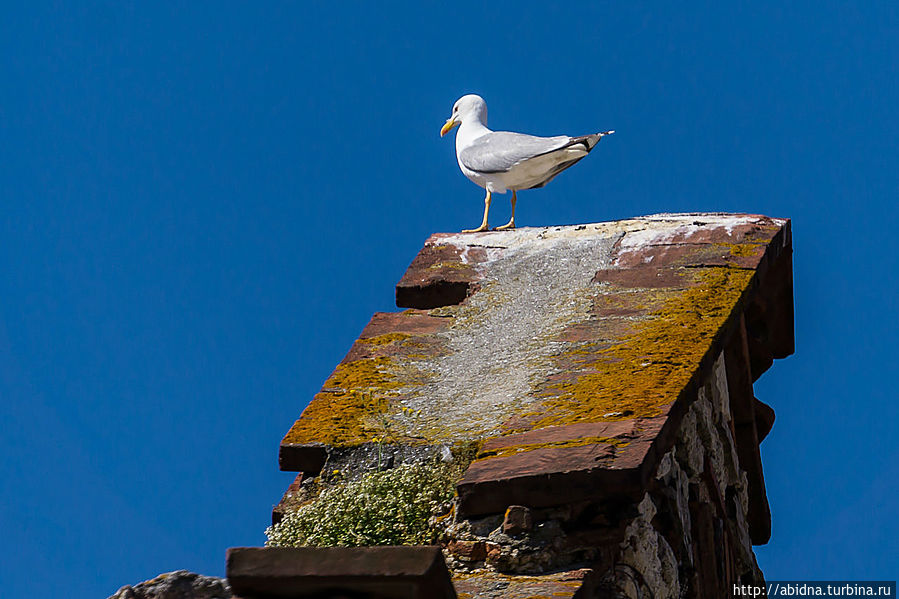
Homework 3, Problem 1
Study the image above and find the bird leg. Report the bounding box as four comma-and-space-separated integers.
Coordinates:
463, 190, 492, 233
495, 190, 516, 230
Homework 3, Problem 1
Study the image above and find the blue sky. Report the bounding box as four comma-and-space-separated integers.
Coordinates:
1, 3, 896, 597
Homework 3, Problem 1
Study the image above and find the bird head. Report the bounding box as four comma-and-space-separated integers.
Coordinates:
441, 94, 487, 136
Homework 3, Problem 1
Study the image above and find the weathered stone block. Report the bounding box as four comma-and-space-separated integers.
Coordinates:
503, 505, 534, 535
446, 540, 487, 562
226, 546, 456, 599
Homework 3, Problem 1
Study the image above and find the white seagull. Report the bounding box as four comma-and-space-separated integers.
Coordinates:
440, 94, 613, 233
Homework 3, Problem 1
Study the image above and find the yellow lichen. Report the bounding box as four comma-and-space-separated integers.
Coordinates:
358, 332, 411, 346
531, 266, 753, 427
715, 241, 766, 258
427, 260, 472, 270
429, 305, 460, 318
285, 251, 759, 448
282, 357, 401, 446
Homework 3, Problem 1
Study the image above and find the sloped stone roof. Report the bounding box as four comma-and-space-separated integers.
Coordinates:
278, 213, 792, 536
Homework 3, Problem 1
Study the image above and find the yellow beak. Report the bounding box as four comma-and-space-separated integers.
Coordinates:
440, 118, 459, 137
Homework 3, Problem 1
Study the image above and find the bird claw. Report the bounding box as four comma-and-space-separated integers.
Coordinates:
494, 222, 515, 231
462, 225, 489, 233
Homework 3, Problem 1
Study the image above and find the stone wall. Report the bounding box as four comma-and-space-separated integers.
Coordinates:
612, 352, 763, 598
110, 215, 793, 599
446, 352, 764, 598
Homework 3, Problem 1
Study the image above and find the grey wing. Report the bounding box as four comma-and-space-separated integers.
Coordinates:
459, 132, 573, 174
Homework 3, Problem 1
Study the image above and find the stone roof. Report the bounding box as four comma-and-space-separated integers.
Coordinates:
280, 214, 793, 540
277, 213, 793, 545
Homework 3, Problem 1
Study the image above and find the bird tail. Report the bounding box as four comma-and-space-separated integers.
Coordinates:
573, 130, 615, 152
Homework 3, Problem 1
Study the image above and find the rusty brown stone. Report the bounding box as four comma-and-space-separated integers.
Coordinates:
560, 568, 594, 581
592, 266, 690, 288
361, 310, 450, 337
271, 473, 304, 526
558, 317, 636, 343
395, 237, 483, 309
453, 567, 590, 598
591, 288, 673, 317
446, 540, 487, 562
618, 216, 783, 247
343, 310, 450, 363
458, 449, 637, 518
226, 546, 456, 599
485, 421, 638, 452
502, 505, 534, 535
612, 241, 767, 271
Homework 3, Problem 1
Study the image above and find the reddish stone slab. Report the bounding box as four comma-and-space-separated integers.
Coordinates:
362, 310, 450, 337
612, 241, 768, 271
453, 569, 594, 599
343, 310, 450, 363
271, 473, 304, 526
445, 540, 487, 562
590, 289, 674, 317
592, 266, 689, 288
481, 420, 639, 452
227, 546, 456, 599
614, 215, 784, 247
458, 444, 647, 517
395, 239, 485, 309
279, 310, 452, 465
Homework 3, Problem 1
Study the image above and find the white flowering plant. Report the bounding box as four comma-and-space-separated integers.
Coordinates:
265, 459, 460, 547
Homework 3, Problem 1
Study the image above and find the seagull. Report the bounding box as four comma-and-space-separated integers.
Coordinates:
440, 94, 613, 233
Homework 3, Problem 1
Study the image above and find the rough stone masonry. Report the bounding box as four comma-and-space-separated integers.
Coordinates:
112, 214, 793, 599
259, 213, 793, 598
